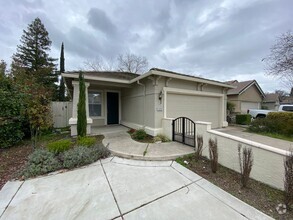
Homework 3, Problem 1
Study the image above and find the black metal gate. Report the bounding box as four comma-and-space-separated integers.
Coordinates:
172, 117, 196, 147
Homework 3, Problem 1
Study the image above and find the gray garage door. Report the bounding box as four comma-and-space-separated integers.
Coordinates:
241, 102, 260, 113
166, 93, 221, 128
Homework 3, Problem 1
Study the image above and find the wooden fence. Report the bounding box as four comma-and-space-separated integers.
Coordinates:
51, 102, 72, 128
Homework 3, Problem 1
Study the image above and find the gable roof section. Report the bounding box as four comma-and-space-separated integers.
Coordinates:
263, 93, 279, 103
227, 80, 265, 97
62, 68, 234, 89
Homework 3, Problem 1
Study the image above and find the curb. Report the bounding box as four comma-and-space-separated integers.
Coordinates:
109, 149, 193, 161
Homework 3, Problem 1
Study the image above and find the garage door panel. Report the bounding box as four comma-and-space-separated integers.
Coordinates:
166, 94, 221, 128
241, 102, 260, 113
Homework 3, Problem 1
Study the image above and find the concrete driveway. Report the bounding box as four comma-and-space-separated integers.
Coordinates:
216, 126, 293, 151
0, 157, 272, 220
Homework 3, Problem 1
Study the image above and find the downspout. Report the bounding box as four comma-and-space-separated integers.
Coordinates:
137, 80, 146, 128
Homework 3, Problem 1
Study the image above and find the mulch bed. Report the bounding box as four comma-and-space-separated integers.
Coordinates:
177, 155, 292, 220
0, 143, 33, 190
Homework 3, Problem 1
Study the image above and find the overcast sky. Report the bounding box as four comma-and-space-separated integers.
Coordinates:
1, 0, 292, 92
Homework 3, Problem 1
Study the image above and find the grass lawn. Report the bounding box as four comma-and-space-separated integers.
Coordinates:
176, 154, 292, 220
246, 131, 293, 142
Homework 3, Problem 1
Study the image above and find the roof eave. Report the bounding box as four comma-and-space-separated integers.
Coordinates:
238, 80, 265, 98
62, 73, 131, 84
130, 69, 235, 88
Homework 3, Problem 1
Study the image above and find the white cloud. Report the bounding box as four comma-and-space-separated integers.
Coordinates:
0, 0, 292, 93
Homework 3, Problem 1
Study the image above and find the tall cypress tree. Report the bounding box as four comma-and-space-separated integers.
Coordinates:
77, 72, 87, 137
12, 17, 57, 91
59, 42, 65, 101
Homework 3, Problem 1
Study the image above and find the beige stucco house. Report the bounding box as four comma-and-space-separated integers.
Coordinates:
226, 80, 265, 114
262, 93, 280, 110
62, 68, 234, 137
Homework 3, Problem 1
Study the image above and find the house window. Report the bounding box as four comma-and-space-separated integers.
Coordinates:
88, 92, 102, 117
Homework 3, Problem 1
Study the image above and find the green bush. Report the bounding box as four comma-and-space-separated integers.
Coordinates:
227, 101, 235, 113
77, 136, 96, 147
0, 77, 24, 148
63, 144, 110, 169
47, 139, 71, 154
267, 112, 293, 136
22, 149, 62, 178
248, 112, 293, 136
236, 114, 251, 125
132, 129, 147, 140
247, 118, 267, 133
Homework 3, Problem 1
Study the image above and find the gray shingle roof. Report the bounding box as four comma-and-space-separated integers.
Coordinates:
226, 80, 255, 95
263, 93, 279, 102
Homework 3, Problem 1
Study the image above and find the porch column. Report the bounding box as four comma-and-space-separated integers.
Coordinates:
69, 81, 93, 136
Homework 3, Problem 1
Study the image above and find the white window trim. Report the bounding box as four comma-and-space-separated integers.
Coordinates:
88, 90, 104, 119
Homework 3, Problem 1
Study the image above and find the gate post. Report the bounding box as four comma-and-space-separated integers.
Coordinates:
182, 117, 185, 144
172, 120, 175, 141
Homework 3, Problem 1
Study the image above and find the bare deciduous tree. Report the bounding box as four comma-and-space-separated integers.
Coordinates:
83, 56, 116, 71
264, 31, 293, 89
275, 89, 289, 101
117, 53, 148, 74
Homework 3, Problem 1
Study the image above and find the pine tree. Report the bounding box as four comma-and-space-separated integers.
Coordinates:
77, 72, 87, 137
12, 17, 57, 90
0, 60, 7, 78
59, 42, 65, 101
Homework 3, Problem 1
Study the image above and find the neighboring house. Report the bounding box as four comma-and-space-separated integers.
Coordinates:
281, 96, 293, 104
262, 93, 280, 110
62, 68, 234, 137
226, 80, 265, 114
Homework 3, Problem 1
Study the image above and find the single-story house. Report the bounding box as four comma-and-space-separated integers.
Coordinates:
262, 93, 280, 110
226, 80, 265, 114
62, 68, 234, 137
281, 96, 293, 104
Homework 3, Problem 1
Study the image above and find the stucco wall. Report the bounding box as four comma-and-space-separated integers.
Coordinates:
162, 118, 286, 189
196, 123, 287, 190
121, 78, 156, 134
239, 85, 263, 102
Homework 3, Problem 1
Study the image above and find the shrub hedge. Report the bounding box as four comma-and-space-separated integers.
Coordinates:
236, 114, 251, 125
249, 112, 293, 136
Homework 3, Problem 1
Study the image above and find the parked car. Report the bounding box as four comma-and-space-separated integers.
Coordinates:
247, 105, 293, 119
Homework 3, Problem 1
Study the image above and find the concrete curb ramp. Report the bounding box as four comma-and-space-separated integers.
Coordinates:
0, 157, 272, 220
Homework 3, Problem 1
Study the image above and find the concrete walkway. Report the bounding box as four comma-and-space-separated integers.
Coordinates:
216, 126, 293, 151
0, 157, 272, 220
93, 125, 195, 160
